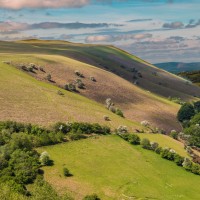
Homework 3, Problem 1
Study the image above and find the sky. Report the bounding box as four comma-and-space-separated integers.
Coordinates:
0, 0, 200, 63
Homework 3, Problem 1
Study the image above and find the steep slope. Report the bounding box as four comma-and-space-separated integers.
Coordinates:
0, 40, 200, 100
0, 58, 140, 129
38, 135, 200, 200
0, 54, 181, 131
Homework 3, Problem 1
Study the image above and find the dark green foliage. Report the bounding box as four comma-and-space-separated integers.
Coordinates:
194, 101, 200, 113
174, 154, 184, 166
63, 167, 71, 177
184, 125, 200, 147
68, 133, 86, 141
46, 74, 52, 81
170, 131, 178, 140
155, 147, 163, 154
160, 148, 176, 161
191, 163, 200, 175
83, 194, 100, 200
115, 109, 124, 118
119, 133, 140, 145
141, 138, 151, 150
177, 103, 195, 122
64, 83, 76, 92
76, 79, 85, 89
52, 122, 71, 134
190, 113, 200, 125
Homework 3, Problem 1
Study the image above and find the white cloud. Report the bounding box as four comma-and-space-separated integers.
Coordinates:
0, 0, 90, 9
85, 33, 152, 43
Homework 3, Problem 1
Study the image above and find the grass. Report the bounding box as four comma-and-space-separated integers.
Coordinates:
0, 40, 199, 103
38, 135, 200, 200
0, 53, 181, 132
0, 56, 140, 129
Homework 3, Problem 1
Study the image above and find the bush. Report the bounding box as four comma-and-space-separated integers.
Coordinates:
190, 112, 200, 125
115, 109, 124, 118
141, 138, 151, 150
90, 76, 96, 82
128, 134, 140, 145
150, 142, 159, 151
75, 70, 84, 78
194, 101, 200, 113
191, 163, 200, 175
63, 167, 71, 177
46, 74, 52, 81
83, 194, 100, 200
117, 125, 128, 134
64, 83, 76, 92
182, 157, 192, 171
155, 147, 163, 154
170, 130, 178, 140
184, 125, 200, 147
68, 133, 86, 141
177, 103, 195, 122
174, 154, 184, 166
39, 151, 51, 166
76, 79, 85, 89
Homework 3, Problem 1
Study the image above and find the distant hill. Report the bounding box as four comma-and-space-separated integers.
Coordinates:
155, 62, 200, 74
178, 71, 200, 87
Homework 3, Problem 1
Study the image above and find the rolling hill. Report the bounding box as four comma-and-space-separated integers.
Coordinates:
1, 40, 200, 101
38, 135, 200, 200
0, 52, 182, 132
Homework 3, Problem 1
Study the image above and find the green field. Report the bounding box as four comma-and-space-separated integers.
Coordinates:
38, 135, 200, 200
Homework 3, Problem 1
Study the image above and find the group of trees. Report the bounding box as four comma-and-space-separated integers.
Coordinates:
105, 98, 124, 118
0, 121, 110, 198
118, 132, 200, 176
177, 101, 200, 147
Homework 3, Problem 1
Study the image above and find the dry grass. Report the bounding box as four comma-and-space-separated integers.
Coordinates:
1, 53, 181, 131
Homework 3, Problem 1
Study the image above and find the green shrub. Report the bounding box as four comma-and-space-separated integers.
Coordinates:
182, 158, 192, 171
68, 133, 86, 141
64, 83, 76, 92
46, 74, 52, 81
174, 154, 184, 166
177, 103, 195, 122
115, 108, 124, 118
170, 130, 178, 139
63, 167, 71, 177
128, 134, 140, 145
194, 101, 200, 113
155, 147, 163, 154
150, 142, 159, 151
141, 138, 151, 150
191, 163, 200, 175
83, 194, 100, 200
39, 151, 51, 166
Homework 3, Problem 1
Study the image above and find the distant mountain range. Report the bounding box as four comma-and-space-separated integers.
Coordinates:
155, 62, 200, 74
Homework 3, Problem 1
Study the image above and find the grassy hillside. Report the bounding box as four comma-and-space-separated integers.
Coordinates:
38, 135, 200, 200
0, 57, 140, 129
0, 40, 200, 101
0, 53, 181, 131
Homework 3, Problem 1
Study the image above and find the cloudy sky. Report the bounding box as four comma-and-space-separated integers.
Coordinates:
0, 0, 200, 63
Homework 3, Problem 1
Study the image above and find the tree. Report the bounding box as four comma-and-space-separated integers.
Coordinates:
194, 101, 200, 113
182, 157, 192, 171
46, 74, 52, 81
141, 138, 151, 150
128, 134, 140, 145
63, 167, 71, 177
177, 103, 195, 122
39, 151, 51, 166
115, 109, 124, 118
174, 154, 184, 166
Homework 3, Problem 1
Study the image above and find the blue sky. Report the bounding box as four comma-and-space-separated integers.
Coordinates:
0, 0, 200, 63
